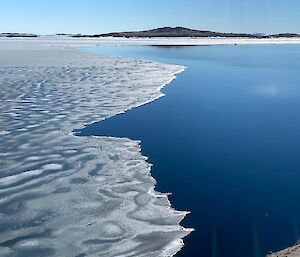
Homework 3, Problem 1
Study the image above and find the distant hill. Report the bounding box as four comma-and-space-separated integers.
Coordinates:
72, 27, 300, 39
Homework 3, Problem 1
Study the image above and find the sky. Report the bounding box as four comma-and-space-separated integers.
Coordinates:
1, 0, 300, 35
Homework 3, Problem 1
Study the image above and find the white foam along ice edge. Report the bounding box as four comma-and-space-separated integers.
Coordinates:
0, 39, 193, 257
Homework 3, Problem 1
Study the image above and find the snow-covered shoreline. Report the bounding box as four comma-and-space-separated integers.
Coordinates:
267, 244, 300, 257
2, 35, 300, 48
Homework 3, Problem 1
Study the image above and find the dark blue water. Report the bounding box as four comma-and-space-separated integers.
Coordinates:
78, 45, 300, 257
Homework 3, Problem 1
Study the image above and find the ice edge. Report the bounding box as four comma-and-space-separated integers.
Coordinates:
73, 61, 193, 256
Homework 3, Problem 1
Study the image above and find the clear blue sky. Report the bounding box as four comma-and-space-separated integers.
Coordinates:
1, 0, 299, 34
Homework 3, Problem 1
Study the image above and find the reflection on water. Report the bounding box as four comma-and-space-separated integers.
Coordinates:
80, 45, 300, 257
254, 84, 285, 97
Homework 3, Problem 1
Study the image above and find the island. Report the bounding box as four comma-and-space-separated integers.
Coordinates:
72, 26, 300, 39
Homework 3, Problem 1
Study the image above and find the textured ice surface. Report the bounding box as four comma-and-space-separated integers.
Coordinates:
0, 42, 191, 257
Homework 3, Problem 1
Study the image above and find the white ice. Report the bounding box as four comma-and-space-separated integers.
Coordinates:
0, 39, 191, 257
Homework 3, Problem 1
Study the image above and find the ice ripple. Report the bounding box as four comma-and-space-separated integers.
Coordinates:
0, 45, 191, 256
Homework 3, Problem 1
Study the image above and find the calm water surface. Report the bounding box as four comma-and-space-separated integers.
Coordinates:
78, 45, 300, 257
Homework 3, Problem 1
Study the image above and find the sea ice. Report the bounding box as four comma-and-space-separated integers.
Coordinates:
0, 40, 191, 256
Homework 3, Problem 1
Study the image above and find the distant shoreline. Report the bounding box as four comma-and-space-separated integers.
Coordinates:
1, 27, 300, 39
0, 33, 39, 38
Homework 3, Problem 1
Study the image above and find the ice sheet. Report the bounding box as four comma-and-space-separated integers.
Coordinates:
0, 42, 191, 257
